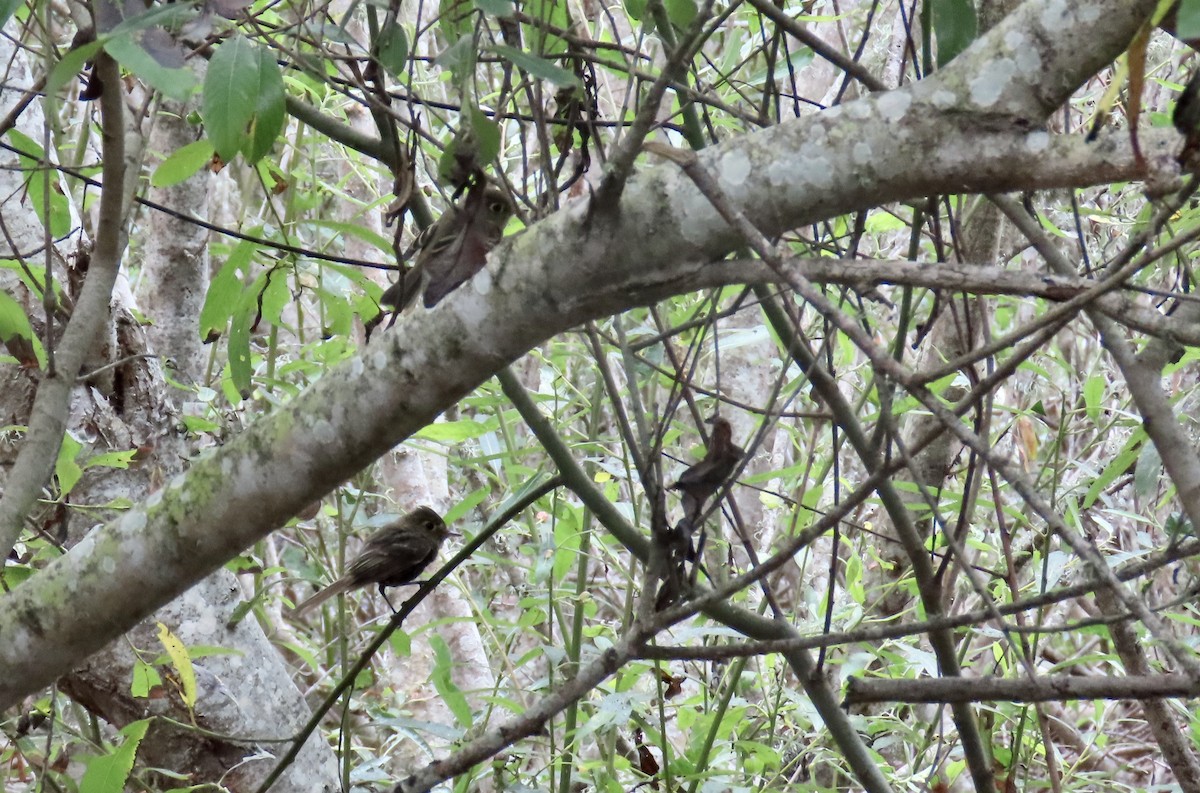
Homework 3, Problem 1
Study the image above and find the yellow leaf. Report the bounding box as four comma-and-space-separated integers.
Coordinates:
156, 622, 196, 710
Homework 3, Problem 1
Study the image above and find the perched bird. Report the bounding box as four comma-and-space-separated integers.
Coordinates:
293, 506, 451, 615
380, 182, 515, 313
670, 417, 744, 529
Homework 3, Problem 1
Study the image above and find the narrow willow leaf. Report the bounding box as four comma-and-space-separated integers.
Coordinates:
491, 44, 579, 87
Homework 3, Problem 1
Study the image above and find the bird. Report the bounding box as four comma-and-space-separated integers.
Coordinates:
292, 506, 451, 615
670, 417, 744, 530
379, 182, 515, 313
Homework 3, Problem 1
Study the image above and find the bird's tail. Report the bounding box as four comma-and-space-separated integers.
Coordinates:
292, 577, 354, 616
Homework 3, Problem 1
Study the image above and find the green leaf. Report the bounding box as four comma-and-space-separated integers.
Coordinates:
1083, 374, 1104, 424
5, 129, 71, 237
1, 564, 33, 589
863, 210, 906, 233
182, 414, 220, 435
1, 257, 54, 300
203, 36, 259, 160
130, 660, 161, 698
414, 419, 490, 442
467, 104, 501, 164
845, 549, 864, 603
103, 32, 197, 100
227, 594, 258, 627
84, 449, 137, 471
79, 719, 150, 793
664, 0, 695, 29
429, 635, 472, 728
187, 645, 243, 660
303, 220, 393, 253
46, 41, 102, 101
1133, 442, 1162, 500
318, 291, 354, 338
624, 0, 645, 21
56, 434, 84, 497
445, 486, 489, 522
552, 508, 582, 581
439, 0, 474, 43
1180, 0, 1200, 39
490, 44, 579, 88
278, 640, 319, 671
390, 629, 412, 657
931, 0, 977, 68
0, 289, 44, 367
435, 33, 476, 78
438, 103, 502, 184
376, 23, 408, 79
227, 287, 256, 399
151, 140, 214, 187
525, 0, 569, 55
1082, 432, 1145, 509
259, 267, 290, 326
1166, 513, 1194, 543
475, 0, 513, 15
0, 0, 22, 29
200, 241, 257, 341
243, 45, 285, 163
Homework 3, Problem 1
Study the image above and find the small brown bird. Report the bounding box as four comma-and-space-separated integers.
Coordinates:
380, 182, 515, 313
293, 506, 451, 615
670, 417, 744, 529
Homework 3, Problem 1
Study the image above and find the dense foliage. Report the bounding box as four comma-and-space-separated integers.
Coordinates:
3, 0, 1200, 792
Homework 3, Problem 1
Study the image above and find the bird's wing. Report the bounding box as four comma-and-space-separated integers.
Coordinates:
350, 533, 437, 584
422, 226, 487, 307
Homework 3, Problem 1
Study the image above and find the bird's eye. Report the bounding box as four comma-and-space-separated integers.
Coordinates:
490, 200, 508, 213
